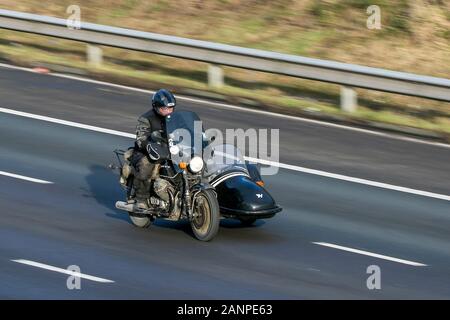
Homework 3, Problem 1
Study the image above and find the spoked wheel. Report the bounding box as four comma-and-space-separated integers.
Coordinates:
239, 217, 257, 226
191, 189, 220, 241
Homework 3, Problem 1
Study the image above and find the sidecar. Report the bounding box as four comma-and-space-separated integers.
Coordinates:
205, 144, 282, 224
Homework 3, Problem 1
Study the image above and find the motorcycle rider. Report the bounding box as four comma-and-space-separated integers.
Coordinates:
130, 89, 176, 209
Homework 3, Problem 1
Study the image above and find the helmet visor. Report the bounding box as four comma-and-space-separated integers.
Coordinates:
158, 105, 174, 116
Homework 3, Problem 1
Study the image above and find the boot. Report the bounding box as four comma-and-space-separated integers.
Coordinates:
133, 178, 150, 209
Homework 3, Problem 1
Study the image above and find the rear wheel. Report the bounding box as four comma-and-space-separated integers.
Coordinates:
191, 189, 220, 241
126, 177, 152, 228
129, 213, 152, 228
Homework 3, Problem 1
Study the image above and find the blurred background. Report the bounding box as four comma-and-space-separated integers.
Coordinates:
0, 0, 449, 139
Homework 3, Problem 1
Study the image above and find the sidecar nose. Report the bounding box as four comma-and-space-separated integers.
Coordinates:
213, 175, 282, 218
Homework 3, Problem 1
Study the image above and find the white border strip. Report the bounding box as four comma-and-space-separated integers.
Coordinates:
0, 62, 449, 149
0, 170, 53, 184
0, 106, 448, 202
12, 259, 115, 283
312, 242, 427, 267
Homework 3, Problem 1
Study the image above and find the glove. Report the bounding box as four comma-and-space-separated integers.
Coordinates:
146, 143, 160, 161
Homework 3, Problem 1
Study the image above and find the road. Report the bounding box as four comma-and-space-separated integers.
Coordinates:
0, 65, 449, 299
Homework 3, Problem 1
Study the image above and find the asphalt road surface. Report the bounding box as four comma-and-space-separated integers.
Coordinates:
0, 65, 449, 299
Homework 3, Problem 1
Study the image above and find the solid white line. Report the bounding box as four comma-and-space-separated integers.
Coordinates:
0, 63, 34, 73
0, 170, 53, 184
245, 157, 450, 201
1, 106, 448, 202
0, 107, 134, 138
0, 62, 449, 149
312, 242, 427, 267
12, 259, 115, 283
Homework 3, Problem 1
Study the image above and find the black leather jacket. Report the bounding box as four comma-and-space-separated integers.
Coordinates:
134, 109, 166, 152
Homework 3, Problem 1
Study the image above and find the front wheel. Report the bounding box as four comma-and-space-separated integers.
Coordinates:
191, 189, 220, 241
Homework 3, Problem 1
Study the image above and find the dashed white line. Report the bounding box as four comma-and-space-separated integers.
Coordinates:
312, 242, 427, 267
0, 170, 53, 184
12, 259, 114, 283
0, 106, 448, 202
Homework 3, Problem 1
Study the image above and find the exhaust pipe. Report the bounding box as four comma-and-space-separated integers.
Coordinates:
115, 201, 156, 216
115, 201, 135, 212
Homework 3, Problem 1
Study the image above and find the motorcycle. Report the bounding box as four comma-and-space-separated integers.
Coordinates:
112, 111, 281, 241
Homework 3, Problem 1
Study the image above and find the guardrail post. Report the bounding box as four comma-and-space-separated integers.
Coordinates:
86, 44, 103, 68
208, 64, 224, 88
340, 86, 357, 112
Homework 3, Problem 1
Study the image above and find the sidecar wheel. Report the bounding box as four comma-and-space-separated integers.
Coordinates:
129, 213, 152, 228
239, 217, 257, 226
191, 189, 220, 241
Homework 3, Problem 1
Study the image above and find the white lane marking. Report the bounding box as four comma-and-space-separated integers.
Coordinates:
0, 107, 134, 138
0, 107, 449, 202
12, 259, 115, 283
312, 242, 427, 267
246, 157, 450, 201
0, 170, 53, 184
0, 62, 449, 149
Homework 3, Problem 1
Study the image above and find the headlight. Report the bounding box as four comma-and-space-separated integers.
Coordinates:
189, 156, 204, 173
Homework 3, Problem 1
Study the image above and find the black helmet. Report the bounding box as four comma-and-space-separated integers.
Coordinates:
152, 89, 176, 116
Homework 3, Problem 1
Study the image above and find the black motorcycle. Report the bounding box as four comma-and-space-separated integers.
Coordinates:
113, 111, 220, 241
112, 111, 281, 241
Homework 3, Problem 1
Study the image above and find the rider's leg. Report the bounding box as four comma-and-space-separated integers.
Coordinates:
132, 153, 154, 208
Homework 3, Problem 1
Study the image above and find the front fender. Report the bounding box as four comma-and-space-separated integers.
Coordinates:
191, 182, 215, 192
191, 182, 217, 202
